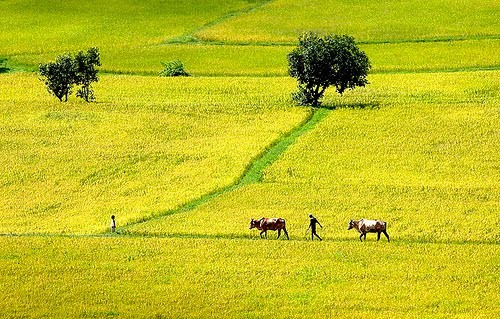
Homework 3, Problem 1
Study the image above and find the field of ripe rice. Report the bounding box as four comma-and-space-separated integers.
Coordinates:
3, 0, 499, 76
197, 0, 500, 43
126, 71, 499, 244
8, 38, 500, 76
0, 0, 258, 55
0, 73, 308, 234
0, 236, 498, 319
1, 0, 499, 318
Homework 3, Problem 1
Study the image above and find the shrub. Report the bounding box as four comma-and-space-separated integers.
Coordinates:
0, 58, 9, 73
159, 60, 190, 77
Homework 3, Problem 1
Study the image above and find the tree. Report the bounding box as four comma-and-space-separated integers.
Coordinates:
39, 47, 100, 102
288, 32, 371, 107
74, 47, 101, 102
39, 53, 77, 102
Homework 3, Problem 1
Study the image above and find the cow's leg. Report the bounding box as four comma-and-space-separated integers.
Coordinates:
383, 231, 390, 242
359, 233, 364, 242
277, 229, 281, 239
260, 230, 266, 238
283, 228, 289, 240
377, 232, 381, 241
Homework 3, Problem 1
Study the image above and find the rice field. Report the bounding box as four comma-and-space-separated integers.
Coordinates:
0, 73, 307, 234
0, 236, 497, 318
3, 0, 499, 76
0, 0, 257, 55
126, 71, 500, 244
8, 38, 500, 76
1, 0, 499, 318
196, 0, 500, 43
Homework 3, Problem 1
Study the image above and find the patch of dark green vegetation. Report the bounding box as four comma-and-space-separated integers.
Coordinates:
0, 58, 10, 73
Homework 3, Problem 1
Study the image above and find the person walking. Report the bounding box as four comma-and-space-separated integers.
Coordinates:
110, 215, 116, 233
307, 214, 322, 241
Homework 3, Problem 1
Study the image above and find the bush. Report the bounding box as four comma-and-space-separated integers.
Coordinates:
0, 58, 9, 73
159, 60, 190, 77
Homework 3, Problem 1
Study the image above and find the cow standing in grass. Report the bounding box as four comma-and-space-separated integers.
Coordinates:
249, 217, 289, 239
348, 219, 390, 242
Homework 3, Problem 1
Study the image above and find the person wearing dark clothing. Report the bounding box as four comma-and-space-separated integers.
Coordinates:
307, 214, 322, 241
110, 215, 116, 233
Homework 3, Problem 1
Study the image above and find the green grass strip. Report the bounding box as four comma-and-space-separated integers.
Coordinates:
239, 107, 329, 184
119, 107, 330, 232
165, 34, 500, 47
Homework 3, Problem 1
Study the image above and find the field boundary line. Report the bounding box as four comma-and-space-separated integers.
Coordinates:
164, 0, 274, 45
96, 65, 500, 78
162, 34, 500, 47
1, 232, 498, 246
117, 107, 330, 234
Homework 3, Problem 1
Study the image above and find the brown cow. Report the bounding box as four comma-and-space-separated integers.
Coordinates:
249, 217, 289, 239
348, 219, 390, 242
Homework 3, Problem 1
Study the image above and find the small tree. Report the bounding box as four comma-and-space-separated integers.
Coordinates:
39, 53, 77, 102
288, 32, 371, 107
39, 47, 100, 102
74, 47, 101, 102
159, 60, 190, 77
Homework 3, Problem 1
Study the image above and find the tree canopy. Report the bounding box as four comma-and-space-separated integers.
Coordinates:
288, 33, 371, 106
39, 48, 101, 102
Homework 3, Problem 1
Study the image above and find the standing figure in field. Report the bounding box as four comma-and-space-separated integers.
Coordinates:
110, 215, 116, 233
307, 214, 323, 241
347, 219, 390, 242
249, 217, 289, 239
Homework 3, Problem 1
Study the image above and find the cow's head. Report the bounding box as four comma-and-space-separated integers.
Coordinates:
249, 218, 258, 229
347, 220, 355, 230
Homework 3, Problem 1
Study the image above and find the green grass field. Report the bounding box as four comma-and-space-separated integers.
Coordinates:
0, 0, 498, 318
